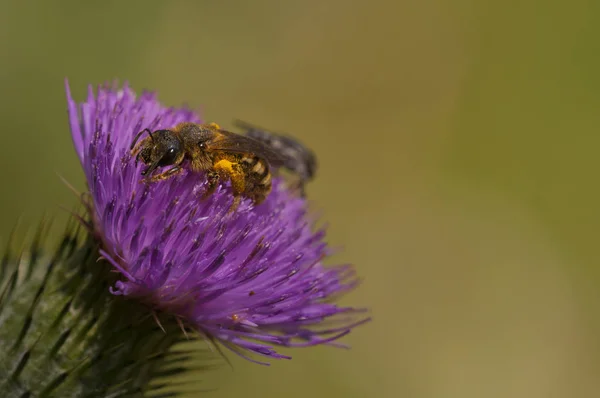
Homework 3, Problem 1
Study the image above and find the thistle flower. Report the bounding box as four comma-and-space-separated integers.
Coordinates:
65, 80, 368, 364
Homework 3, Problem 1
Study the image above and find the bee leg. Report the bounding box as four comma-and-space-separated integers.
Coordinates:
226, 164, 245, 213
202, 171, 220, 200
144, 166, 183, 183
227, 196, 242, 214
212, 160, 246, 213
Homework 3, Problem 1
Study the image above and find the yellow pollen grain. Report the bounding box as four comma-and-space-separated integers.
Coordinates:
214, 159, 234, 173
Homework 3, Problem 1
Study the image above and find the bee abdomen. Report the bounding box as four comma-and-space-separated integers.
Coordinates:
258, 171, 272, 189
245, 157, 272, 204
241, 156, 267, 178
241, 155, 258, 166
252, 172, 272, 204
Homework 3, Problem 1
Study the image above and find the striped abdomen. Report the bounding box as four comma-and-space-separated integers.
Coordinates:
241, 155, 272, 204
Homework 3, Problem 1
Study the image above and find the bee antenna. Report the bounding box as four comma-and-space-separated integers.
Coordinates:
130, 128, 152, 150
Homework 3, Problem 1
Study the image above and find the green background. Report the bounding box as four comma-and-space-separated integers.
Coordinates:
1, 1, 599, 397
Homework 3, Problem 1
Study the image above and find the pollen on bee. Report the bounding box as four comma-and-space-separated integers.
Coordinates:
213, 159, 235, 174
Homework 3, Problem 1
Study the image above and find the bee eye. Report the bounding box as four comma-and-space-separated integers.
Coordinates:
157, 147, 179, 166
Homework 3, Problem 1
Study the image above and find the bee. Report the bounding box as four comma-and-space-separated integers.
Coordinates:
130, 122, 284, 213
233, 119, 317, 196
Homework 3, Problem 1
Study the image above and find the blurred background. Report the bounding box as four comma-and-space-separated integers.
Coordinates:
1, 0, 600, 397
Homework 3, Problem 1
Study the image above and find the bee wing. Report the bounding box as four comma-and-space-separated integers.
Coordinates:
205, 129, 285, 167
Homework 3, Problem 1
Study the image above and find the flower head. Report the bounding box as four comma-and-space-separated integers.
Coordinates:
65, 80, 368, 363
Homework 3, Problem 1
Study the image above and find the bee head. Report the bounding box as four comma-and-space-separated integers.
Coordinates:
133, 129, 184, 176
